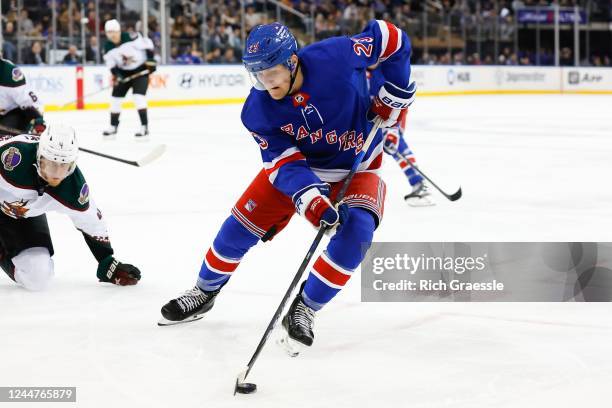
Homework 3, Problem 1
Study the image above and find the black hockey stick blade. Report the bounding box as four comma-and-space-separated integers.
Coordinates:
234, 368, 257, 395
448, 187, 462, 201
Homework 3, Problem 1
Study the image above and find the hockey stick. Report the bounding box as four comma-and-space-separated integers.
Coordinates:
0, 123, 24, 136
60, 70, 150, 109
234, 118, 383, 395
0, 124, 166, 167
393, 152, 462, 201
79, 144, 166, 167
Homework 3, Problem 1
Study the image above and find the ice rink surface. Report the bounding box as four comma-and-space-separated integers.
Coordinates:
1, 95, 611, 407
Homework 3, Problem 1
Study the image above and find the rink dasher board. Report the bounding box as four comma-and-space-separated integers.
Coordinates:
14, 64, 612, 112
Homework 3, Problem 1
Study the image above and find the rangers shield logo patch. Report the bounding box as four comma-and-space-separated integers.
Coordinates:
78, 183, 90, 205
244, 199, 257, 212
1, 147, 22, 171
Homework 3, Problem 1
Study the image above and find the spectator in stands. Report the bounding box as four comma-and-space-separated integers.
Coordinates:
176, 43, 203, 64
18, 10, 35, 36
23, 41, 46, 65
244, 6, 262, 30
219, 47, 238, 63
87, 10, 100, 34
206, 48, 222, 63
63, 45, 80, 65
560, 47, 574, 66
2, 22, 17, 62
86, 36, 101, 63
508, 53, 518, 65
228, 26, 243, 59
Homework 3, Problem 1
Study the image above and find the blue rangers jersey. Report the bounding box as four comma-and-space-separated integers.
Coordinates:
240, 20, 414, 203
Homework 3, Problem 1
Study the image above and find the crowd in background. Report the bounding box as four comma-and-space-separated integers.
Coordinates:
0, 0, 611, 66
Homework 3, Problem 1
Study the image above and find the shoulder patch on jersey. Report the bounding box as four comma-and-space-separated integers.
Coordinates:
0, 59, 26, 87
1, 146, 22, 171
0, 141, 38, 190
11, 67, 24, 82
78, 183, 90, 205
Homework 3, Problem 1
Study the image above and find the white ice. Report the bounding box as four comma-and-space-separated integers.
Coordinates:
1, 95, 612, 408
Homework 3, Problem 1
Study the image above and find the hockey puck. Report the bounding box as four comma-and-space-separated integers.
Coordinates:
234, 382, 257, 394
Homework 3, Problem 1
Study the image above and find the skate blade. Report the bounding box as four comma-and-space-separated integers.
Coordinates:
135, 135, 150, 142
405, 196, 436, 207
103, 135, 117, 141
157, 314, 204, 327
276, 331, 302, 358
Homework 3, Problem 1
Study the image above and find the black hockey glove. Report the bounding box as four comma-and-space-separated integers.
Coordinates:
97, 256, 141, 286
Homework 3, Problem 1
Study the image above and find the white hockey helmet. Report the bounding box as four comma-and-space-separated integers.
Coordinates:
37, 124, 79, 182
104, 19, 120, 32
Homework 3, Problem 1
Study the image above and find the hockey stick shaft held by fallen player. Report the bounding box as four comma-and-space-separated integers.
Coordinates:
60, 70, 150, 109
79, 145, 166, 167
0, 126, 165, 167
235, 118, 384, 392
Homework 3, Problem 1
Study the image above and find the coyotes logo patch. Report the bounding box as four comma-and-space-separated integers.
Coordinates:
1, 199, 29, 219
1, 147, 22, 171
121, 54, 136, 66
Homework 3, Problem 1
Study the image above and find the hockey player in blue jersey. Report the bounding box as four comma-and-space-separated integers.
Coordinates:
367, 68, 434, 206
160, 21, 415, 348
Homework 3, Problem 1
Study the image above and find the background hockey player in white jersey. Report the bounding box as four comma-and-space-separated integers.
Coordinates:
102, 19, 156, 140
0, 57, 46, 135
0, 124, 141, 290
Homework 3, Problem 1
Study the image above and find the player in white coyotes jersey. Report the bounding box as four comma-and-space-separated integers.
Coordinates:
0, 58, 46, 135
0, 124, 141, 290
102, 19, 156, 140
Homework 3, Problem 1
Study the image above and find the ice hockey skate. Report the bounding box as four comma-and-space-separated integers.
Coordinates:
102, 125, 118, 140
277, 286, 315, 357
404, 181, 436, 207
158, 286, 219, 326
135, 125, 149, 141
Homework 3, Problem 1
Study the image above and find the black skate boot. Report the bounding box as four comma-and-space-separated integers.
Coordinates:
278, 285, 316, 356
158, 286, 219, 326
